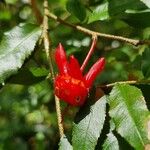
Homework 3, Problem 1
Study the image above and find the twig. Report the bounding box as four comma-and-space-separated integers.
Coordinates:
98, 80, 150, 88
46, 11, 150, 46
99, 80, 137, 88
55, 95, 64, 136
43, 1, 54, 79
43, 0, 64, 137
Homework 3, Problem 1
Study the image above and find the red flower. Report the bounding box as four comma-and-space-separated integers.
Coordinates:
54, 43, 105, 106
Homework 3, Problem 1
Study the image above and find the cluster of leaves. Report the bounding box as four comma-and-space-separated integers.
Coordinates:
0, 0, 150, 149
60, 84, 150, 150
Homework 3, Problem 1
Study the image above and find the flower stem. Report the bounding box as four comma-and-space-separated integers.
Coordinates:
80, 36, 97, 72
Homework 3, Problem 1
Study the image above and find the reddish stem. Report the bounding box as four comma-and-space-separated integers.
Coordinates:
80, 37, 97, 72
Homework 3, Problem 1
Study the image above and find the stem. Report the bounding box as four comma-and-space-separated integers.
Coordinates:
43, 1, 54, 80
98, 80, 150, 88
80, 36, 97, 72
55, 95, 64, 136
43, 0, 64, 137
46, 11, 150, 46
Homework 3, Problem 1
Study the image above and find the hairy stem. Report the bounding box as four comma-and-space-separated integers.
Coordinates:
43, 1, 54, 79
43, 0, 64, 138
98, 80, 150, 88
46, 11, 150, 46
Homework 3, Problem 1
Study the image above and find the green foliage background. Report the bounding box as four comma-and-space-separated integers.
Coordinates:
0, 0, 150, 149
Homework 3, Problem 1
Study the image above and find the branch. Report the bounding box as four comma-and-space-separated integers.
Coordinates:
43, 0, 64, 138
46, 11, 150, 46
98, 80, 150, 88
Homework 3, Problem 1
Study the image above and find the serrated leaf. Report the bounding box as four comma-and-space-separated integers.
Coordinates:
102, 132, 119, 150
88, 2, 109, 24
141, 48, 150, 78
72, 96, 106, 150
66, 0, 86, 21
59, 135, 73, 150
0, 23, 41, 84
108, 84, 150, 150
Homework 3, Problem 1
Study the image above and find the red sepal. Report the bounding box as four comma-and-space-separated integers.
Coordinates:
55, 43, 69, 74
84, 57, 105, 88
68, 55, 83, 80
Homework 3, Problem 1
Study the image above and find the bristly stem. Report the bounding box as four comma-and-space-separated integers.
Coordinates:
43, 0, 54, 80
98, 80, 150, 88
46, 11, 150, 46
80, 36, 97, 72
43, 0, 64, 138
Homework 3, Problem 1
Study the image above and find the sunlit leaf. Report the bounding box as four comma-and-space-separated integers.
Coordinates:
108, 84, 150, 150
0, 23, 41, 84
140, 0, 150, 8
102, 132, 119, 150
59, 135, 73, 150
88, 2, 109, 23
72, 96, 106, 150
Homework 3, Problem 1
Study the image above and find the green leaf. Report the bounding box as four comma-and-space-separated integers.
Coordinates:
141, 48, 150, 78
107, 0, 150, 28
66, 0, 86, 21
108, 84, 150, 150
108, 0, 147, 16
140, 0, 150, 8
102, 132, 119, 150
0, 9, 11, 20
72, 96, 106, 150
122, 10, 150, 28
88, 2, 109, 23
29, 67, 49, 77
0, 23, 41, 84
8, 68, 46, 85
59, 135, 73, 150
